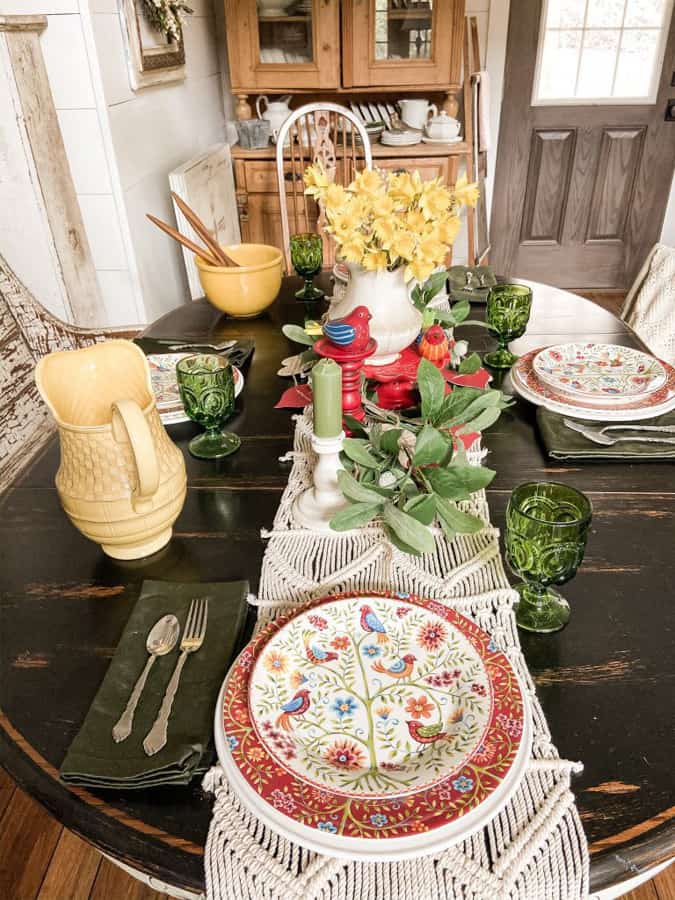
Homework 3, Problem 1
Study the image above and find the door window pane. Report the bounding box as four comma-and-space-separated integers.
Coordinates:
538, 29, 582, 99
258, 2, 314, 65
577, 29, 621, 96
614, 28, 660, 95
534, 0, 672, 102
374, 0, 433, 62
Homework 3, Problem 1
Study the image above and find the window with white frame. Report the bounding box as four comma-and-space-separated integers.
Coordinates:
533, 0, 673, 104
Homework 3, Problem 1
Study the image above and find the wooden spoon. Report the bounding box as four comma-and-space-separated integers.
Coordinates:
170, 191, 240, 267
146, 214, 221, 267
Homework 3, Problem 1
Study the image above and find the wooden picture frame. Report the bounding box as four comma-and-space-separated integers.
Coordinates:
120, 0, 185, 91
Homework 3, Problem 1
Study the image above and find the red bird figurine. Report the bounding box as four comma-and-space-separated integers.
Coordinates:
323, 306, 372, 352
418, 325, 450, 364
406, 720, 448, 745
360, 604, 388, 644
275, 689, 311, 731
372, 653, 416, 679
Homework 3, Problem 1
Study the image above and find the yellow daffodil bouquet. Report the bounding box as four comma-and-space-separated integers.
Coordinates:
304, 163, 478, 283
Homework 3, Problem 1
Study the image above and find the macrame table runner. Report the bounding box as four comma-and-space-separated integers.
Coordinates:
204, 411, 589, 900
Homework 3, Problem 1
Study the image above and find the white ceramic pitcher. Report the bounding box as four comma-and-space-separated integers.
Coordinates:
256, 94, 292, 144
398, 99, 438, 131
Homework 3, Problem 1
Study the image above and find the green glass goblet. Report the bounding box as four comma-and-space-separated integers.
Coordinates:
484, 284, 532, 369
290, 232, 324, 301
505, 482, 592, 633
176, 354, 241, 459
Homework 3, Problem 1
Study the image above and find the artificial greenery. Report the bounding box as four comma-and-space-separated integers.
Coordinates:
410, 271, 484, 332
141, 0, 192, 41
329, 359, 512, 555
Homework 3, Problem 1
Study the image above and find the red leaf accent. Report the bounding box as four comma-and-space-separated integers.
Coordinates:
443, 368, 492, 389
275, 384, 313, 408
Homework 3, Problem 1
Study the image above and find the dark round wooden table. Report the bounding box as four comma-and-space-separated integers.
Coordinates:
1, 275, 673, 897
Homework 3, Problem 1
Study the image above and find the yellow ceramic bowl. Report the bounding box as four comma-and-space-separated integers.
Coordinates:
195, 244, 283, 318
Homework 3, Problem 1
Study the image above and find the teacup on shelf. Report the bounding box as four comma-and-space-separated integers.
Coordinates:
425, 111, 461, 141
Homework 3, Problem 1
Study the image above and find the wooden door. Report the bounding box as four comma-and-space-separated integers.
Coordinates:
223, 0, 339, 91
490, 0, 675, 289
343, 0, 464, 88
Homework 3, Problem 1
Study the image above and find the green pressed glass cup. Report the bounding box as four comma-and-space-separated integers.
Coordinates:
484, 284, 532, 369
290, 232, 324, 301
176, 354, 241, 459
505, 482, 592, 633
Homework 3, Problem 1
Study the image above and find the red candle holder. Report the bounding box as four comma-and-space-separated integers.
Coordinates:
314, 336, 377, 431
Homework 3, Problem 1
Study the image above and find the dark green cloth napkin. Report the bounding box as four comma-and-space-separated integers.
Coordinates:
60, 579, 248, 789
537, 407, 675, 460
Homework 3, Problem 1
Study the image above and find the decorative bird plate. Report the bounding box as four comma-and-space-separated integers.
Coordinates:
215, 591, 530, 860
147, 353, 243, 424
533, 343, 667, 403
513, 348, 675, 422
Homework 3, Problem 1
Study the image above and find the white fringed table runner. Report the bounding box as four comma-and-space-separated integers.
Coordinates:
204, 411, 589, 900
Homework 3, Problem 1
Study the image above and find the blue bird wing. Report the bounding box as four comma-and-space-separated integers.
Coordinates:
310, 643, 328, 659
281, 695, 304, 713
365, 612, 386, 633
389, 658, 405, 673
324, 322, 356, 345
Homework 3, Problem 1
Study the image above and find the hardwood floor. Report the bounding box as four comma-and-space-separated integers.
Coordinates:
0, 766, 672, 899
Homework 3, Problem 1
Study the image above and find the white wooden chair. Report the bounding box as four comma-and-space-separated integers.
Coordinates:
0, 253, 136, 492
275, 102, 373, 274
622, 243, 675, 365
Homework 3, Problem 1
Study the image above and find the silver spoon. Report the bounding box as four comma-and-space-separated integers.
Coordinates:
112, 614, 180, 743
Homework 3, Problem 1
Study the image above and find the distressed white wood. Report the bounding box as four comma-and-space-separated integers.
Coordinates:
169, 143, 241, 300
2, 16, 102, 326
91, 11, 135, 106
0, 34, 70, 322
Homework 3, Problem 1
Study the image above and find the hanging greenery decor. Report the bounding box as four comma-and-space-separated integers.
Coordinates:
140, 0, 192, 42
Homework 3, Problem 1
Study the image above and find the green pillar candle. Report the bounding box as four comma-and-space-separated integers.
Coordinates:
312, 358, 342, 438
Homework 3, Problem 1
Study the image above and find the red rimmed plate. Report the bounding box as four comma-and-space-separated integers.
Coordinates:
513, 348, 675, 422
214, 591, 530, 861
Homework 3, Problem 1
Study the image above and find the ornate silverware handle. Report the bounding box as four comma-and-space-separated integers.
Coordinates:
605, 424, 675, 433
112, 655, 155, 743
611, 435, 675, 444
143, 651, 188, 756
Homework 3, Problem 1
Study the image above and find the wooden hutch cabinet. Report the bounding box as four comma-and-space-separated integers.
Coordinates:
222, 0, 473, 262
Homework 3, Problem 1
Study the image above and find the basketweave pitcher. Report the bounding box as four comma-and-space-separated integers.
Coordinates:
35, 340, 186, 560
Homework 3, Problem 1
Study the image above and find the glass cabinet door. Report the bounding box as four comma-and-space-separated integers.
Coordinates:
344, 0, 463, 88
225, 0, 340, 91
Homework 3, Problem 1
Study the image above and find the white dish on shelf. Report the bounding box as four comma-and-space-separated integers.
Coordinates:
421, 135, 462, 144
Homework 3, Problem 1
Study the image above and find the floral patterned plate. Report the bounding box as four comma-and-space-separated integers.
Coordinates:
513, 348, 675, 422
215, 591, 531, 860
533, 343, 667, 403
147, 353, 243, 424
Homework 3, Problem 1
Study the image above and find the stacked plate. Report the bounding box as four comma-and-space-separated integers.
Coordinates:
215, 591, 530, 860
380, 129, 422, 147
512, 343, 675, 421
147, 353, 244, 425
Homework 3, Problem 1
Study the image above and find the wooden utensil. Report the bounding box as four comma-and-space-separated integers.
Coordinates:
170, 191, 240, 267
146, 214, 221, 268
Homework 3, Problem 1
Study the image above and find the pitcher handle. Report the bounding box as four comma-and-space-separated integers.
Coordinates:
111, 400, 160, 507
428, 103, 438, 120
256, 95, 268, 119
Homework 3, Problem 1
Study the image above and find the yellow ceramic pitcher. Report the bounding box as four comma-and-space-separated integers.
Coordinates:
35, 340, 187, 560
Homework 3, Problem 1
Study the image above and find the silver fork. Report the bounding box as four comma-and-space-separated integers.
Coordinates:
143, 598, 209, 756
563, 418, 675, 446
563, 418, 675, 437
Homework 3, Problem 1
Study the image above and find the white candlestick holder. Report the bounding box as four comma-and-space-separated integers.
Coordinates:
293, 431, 347, 531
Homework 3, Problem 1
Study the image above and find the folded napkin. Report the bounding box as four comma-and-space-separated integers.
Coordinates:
537, 407, 675, 460
60, 579, 249, 789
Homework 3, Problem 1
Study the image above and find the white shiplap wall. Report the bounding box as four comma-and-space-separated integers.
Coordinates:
0, 0, 227, 326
